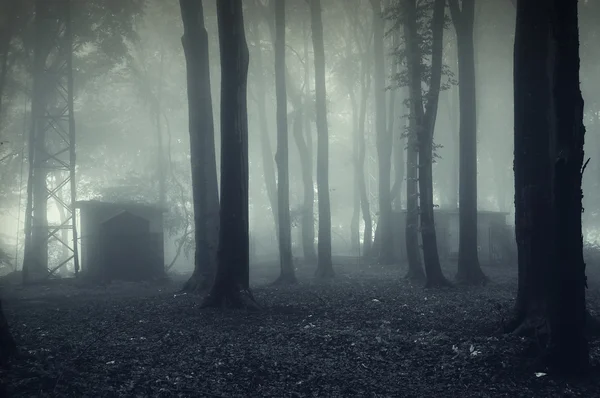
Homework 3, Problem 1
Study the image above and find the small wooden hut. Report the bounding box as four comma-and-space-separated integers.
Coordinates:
76, 201, 165, 282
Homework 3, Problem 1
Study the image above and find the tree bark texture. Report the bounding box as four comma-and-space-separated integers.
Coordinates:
447, 0, 486, 285
310, 0, 334, 278
202, 0, 257, 309
179, 0, 220, 293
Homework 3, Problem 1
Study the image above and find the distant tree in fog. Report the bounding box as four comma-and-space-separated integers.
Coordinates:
402, 0, 449, 287
447, 0, 487, 285
309, 0, 334, 279
273, 0, 296, 284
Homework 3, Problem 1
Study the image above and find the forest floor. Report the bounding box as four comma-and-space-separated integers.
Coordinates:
2, 257, 600, 397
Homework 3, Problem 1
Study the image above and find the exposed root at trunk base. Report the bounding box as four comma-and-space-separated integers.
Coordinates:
424, 276, 453, 288
271, 274, 298, 286
455, 269, 489, 286
314, 266, 335, 279
404, 268, 426, 284
200, 288, 261, 311
181, 272, 213, 294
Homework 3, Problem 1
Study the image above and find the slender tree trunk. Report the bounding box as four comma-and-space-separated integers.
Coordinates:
300, 22, 317, 263
179, 0, 219, 293
371, 0, 394, 265
391, 89, 405, 210
358, 51, 373, 257
404, 0, 449, 287
250, 19, 279, 241
448, 0, 486, 285
310, 0, 333, 278
23, 0, 52, 282
202, 0, 257, 309
273, 0, 295, 284
349, 89, 360, 251
155, 50, 167, 207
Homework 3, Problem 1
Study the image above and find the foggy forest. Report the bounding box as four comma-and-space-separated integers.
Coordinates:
0, 0, 599, 396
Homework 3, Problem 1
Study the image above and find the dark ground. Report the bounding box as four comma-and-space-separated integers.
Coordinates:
1, 257, 600, 397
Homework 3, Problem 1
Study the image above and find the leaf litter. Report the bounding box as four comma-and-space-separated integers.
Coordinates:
1, 262, 600, 397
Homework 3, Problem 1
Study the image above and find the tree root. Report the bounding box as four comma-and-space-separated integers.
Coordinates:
314, 266, 335, 279
404, 267, 426, 284
424, 276, 453, 288
456, 266, 489, 286
271, 274, 298, 286
200, 288, 261, 311
181, 272, 213, 294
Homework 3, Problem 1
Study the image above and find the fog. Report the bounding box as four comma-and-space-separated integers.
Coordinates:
0, 0, 598, 275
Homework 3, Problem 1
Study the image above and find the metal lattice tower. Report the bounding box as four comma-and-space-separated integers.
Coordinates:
22, 0, 79, 282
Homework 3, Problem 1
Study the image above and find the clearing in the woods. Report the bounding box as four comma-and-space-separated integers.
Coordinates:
2, 258, 600, 397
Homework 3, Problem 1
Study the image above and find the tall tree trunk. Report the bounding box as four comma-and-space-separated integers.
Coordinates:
250, 18, 279, 241
404, 106, 425, 281
349, 89, 360, 251
404, 0, 449, 287
358, 55, 373, 258
546, 0, 588, 372
507, 0, 553, 335
202, 0, 257, 309
391, 89, 405, 210
448, 0, 486, 285
155, 50, 167, 207
402, 2, 423, 282
273, 0, 295, 284
446, 88, 459, 209
179, 0, 220, 293
284, 61, 316, 264
310, 0, 334, 278
23, 0, 52, 283
371, 0, 394, 265
300, 21, 317, 263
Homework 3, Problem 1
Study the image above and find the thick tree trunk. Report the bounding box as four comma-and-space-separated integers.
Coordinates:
310, 0, 334, 278
201, 0, 257, 309
404, 0, 449, 287
508, 0, 553, 334
0, 298, 16, 368
371, 0, 394, 265
179, 0, 219, 293
448, 0, 486, 285
546, 0, 588, 372
273, 0, 295, 284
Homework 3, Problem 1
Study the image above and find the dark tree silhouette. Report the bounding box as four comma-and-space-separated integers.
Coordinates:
371, 0, 394, 265
273, 0, 296, 284
309, 0, 334, 279
510, 0, 588, 373
447, 0, 486, 285
201, 0, 258, 309
179, 0, 220, 293
404, 0, 450, 287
